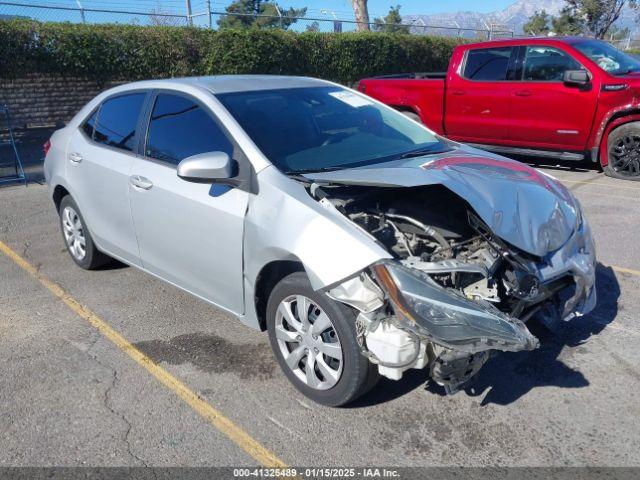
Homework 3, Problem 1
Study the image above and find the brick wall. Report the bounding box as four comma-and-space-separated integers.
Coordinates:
0, 75, 123, 130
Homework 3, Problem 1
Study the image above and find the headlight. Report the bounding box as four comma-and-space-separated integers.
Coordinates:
575, 199, 583, 229
372, 262, 538, 353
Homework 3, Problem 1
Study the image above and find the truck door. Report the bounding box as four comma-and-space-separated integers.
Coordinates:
509, 45, 598, 150
445, 46, 518, 144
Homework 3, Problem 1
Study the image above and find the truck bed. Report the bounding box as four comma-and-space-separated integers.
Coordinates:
370, 72, 447, 80
358, 75, 446, 135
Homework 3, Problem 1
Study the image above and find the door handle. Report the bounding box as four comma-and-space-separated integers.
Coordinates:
515, 90, 533, 97
451, 89, 465, 96
130, 175, 153, 190
68, 152, 83, 163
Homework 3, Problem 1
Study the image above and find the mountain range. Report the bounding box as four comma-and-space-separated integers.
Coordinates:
402, 0, 638, 36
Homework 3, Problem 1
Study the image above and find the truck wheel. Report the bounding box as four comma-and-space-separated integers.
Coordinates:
605, 122, 640, 181
400, 111, 422, 123
266, 272, 379, 407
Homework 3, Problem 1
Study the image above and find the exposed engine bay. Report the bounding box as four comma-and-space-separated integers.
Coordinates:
311, 183, 597, 393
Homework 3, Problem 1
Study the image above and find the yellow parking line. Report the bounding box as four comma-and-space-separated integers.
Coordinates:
0, 240, 287, 468
560, 179, 640, 191
611, 265, 640, 277
567, 189, 639, 201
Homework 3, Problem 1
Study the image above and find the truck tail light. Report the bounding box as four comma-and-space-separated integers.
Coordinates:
43, 139, 51, 156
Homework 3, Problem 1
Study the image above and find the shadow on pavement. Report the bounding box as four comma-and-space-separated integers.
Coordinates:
458, 263, 619, 406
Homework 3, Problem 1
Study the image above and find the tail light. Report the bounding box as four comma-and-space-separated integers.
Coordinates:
43, 139, 51, 156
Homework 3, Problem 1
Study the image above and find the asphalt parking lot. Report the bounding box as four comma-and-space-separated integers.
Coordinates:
1, 161, 639, 468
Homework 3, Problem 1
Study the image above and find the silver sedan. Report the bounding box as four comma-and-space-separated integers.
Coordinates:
44, 76, 596, 406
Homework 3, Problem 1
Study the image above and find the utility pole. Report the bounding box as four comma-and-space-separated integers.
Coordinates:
274, 4, 283, 29
206, 0, 212, 28
185, 0, 193, 26
75, 0, 86, 23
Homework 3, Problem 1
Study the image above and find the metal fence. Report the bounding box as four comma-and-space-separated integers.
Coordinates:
0, 1, 513, 40
610, 37, 640, 51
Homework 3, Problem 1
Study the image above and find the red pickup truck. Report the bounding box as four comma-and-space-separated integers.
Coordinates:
358, 37, 640, 180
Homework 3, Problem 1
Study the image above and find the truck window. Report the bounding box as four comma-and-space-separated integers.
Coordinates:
572, 39, 640, 75
522, 46, 582, 82
463, 47, 513, 81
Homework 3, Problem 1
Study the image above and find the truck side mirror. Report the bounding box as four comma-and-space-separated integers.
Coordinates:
564, 70, 590, 87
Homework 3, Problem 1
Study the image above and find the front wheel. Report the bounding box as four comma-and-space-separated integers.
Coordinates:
266, 272, 379, 407
605, 122, 640, 181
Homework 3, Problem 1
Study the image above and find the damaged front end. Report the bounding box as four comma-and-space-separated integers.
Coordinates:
317, 179, 597, 394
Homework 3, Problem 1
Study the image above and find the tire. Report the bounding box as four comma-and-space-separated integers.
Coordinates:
400, 110, 422, 123
58, 195, 112, 270
266, 272, 379, 407
604, 122, 640, 181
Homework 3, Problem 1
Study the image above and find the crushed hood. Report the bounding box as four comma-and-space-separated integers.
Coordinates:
302, 147, 579, 257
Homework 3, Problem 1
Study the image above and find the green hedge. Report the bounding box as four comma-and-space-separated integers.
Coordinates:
0, 20, 462, 84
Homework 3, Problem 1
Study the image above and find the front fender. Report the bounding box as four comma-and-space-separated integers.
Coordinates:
243, 167, 391, 294
597, 112, 640, 167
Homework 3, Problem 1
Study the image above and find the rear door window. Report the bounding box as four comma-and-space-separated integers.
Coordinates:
463, 47, 514, 81
93, 93, 146, 152
145, 93, 233, 166
522, 46, 582, 81
81, 109, 98, 139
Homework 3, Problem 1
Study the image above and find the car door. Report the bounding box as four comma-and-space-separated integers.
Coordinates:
65, 92, 147, 266
509, 45, 599, 150
445, 46, 518, 143
128, 91, 249, 314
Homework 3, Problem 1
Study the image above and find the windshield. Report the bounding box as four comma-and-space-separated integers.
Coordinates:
573, 39, 640, 75
216, 86, 446, 174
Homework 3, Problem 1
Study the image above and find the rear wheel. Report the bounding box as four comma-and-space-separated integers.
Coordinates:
605, 122, 640, 181
58, 195, 112, 269
266, 272, 379, 407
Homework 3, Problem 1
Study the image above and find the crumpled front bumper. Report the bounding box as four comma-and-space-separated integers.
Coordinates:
532, 218, 597, 322
368, 215, 597, 356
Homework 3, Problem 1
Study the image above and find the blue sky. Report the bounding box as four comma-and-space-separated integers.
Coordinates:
0, 0, 520, 27
4, 0, 519, 18
286, 1, 517, 17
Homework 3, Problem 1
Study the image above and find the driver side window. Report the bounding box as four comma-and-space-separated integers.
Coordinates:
145, 93, 233, 166
522, 46, 582, 82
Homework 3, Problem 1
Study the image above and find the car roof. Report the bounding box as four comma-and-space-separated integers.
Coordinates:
461, 36, 592, 49
110, 75, 333, 95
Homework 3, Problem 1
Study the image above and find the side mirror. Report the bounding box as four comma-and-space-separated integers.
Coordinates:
177, 151, 234, 183
564, 69, 590, 87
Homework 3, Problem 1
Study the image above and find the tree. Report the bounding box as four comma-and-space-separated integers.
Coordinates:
523, 10, 551, 35
562, 0, 636, 38
351, 0, 370, 31
607, 25, 630, 40
551, 7, 586, 35
373, 5, 410, 33
306, 20, 320, 32
217, 0, 307, 30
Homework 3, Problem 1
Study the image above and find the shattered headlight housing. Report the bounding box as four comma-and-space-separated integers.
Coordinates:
372, 262, 539, 353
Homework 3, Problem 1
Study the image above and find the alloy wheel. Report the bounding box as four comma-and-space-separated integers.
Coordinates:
610, 133, 640, 177
274, 295, 343, 390
61, 205, 86, 261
